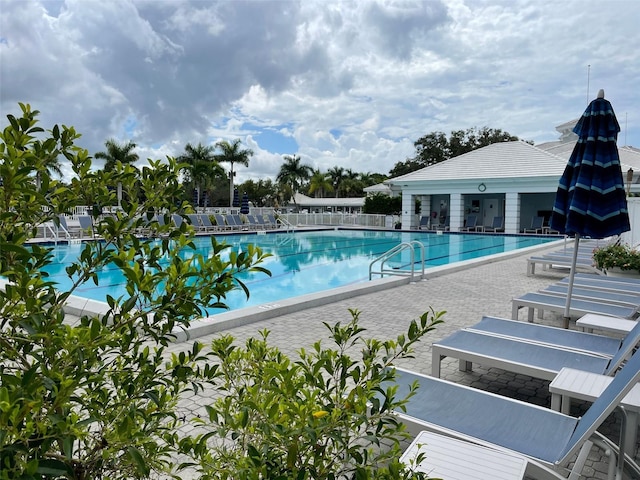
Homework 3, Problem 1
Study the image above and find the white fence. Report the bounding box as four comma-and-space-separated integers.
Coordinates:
622, 197, 640, 248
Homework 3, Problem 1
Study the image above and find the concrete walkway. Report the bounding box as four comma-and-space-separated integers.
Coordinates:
163, 240, 636, 479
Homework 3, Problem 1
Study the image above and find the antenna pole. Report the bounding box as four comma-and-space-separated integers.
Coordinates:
586, 64, 591, 102
625, 113, 628, 146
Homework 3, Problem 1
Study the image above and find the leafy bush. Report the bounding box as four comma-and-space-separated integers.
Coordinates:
0, 104, 270, 479
1, 104, 443, 479
592, 242, 640, 273
363, 193, 402, 215
176, 309, 444, 480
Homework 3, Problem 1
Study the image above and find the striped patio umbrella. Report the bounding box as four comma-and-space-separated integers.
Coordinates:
232, 188, 240, 208
240, 192, 250, 214
549, 89, 630, 326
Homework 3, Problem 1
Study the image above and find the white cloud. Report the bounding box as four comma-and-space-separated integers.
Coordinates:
1, 0, 638, 186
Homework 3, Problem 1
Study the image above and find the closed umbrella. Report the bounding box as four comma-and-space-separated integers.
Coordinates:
549, 89, 630, 328
240, 192, 250, 214
232, 188, 240, 208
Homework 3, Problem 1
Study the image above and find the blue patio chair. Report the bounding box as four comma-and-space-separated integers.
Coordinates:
524, 215, 545, 233
393, 347, 640, 480
431, 313, 640, 380
484, 215, 504, 232
460, 214, 479, 232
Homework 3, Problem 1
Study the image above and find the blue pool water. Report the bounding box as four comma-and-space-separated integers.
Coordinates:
41, 229, 555, 314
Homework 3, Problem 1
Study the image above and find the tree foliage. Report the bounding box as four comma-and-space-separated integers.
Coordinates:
0, 104, 442, 479
94, 138, 139, 172
389, 126, 519, 177
176, 309, 444, 480
0, 104, 270, 479
363, 193, 402, 215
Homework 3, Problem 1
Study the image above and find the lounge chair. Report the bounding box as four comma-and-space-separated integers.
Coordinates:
171, 214, 184, 228
541, 284, 640, 308
228, 214, 247, 230
77, 215, 95, 238
245, 214, 262, 230
197, 214, 217, 232
524, 215, 545, 234
464, 315, 627, 358
264, 213, 276, 227
417, 216, 430, 230
433, 216, 449, 231
186, 214, 206, 232
484, 215, 504, 232
559, 272, 640, 289
460, 214, 479, 232
511, 291, 638, 323
431, 321, 639, 380
526, 255, 603, 276
57, 215, 83, 238
394, 347, 640, 480
255, 214, 271, 230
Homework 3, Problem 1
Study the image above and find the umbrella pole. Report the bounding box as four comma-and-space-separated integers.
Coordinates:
563, 234, 580, 329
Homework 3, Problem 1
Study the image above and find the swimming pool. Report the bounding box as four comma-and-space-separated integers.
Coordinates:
41, 229, 556, 314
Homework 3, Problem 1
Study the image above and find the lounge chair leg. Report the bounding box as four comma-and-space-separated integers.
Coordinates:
568, 439, 594, 480
459, 359, 471, 372
431, 350, 442, 377
528, 308, 534, 322
527, 260, 535, 276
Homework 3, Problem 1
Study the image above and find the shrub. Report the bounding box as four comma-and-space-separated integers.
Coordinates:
1, 104, 443, 479
175, 308, 444, 480
592, 242, 640, 273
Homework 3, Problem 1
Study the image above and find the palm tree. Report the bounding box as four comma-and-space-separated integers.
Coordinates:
276, 154, 313, 207
94, 139, 139, 206
94, 139, 139, 172
177, 142, 225, 207
308, 169, 333, 198
34, 152, 63, 190
327, 166, 346, 197
214, 139, 254, 207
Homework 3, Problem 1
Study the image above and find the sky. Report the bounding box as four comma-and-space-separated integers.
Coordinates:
1, 0, 639, 184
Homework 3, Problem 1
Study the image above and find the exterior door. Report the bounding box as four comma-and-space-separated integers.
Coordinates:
483, 198, 499, 226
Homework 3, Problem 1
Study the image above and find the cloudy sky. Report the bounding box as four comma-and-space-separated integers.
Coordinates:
1, 0, 639, 183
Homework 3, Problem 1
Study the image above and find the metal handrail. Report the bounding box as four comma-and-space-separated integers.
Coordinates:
369, 241, 425, 281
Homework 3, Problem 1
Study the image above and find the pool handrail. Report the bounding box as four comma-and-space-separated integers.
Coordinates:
369, 241, 425, 281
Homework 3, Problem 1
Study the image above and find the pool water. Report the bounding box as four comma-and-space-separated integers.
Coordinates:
41, 229, 555, 314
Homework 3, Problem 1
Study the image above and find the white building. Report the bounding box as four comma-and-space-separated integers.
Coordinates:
385, 127, 640, 233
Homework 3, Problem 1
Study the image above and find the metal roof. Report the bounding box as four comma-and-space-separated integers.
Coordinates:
292, 193, 365, 207
386, 140, 567, 185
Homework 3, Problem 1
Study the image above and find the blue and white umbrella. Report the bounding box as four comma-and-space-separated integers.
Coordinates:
549, 89, 630, 326
240, 192, 250, 215
232, 188, 240, 208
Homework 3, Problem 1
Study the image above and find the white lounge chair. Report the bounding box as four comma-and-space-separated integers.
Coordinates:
464, 315, 628, 357
511, 291, 638, 323
541, 284, 640, 308
557, 273, 640, 293
526, 255, 603, 276
431, 327, 636, 381
394, 348, 640, 480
